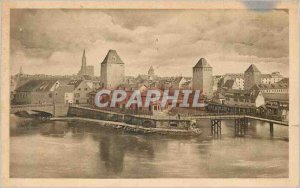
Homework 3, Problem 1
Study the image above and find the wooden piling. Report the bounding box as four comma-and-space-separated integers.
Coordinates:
234, 118, 248, 136
211, 119, 222, 136
270, 122, 274, 136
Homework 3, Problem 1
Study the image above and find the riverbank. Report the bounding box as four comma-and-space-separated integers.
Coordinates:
51, 117, 202, 136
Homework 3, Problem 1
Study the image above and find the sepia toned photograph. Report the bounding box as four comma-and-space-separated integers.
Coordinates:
1, 0, 299, 187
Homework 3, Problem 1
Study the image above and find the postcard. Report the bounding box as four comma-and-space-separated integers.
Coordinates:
1, 0, 299, 187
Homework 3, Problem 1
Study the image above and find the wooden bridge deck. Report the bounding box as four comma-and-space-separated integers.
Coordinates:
11, 104, 288, 126
191, 115, 288, 126
71, 106, 289, 126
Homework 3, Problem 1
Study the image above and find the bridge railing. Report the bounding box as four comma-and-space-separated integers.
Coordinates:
188, 111, 286, 122
69, 104, 287, 123
11, 103, 53, 108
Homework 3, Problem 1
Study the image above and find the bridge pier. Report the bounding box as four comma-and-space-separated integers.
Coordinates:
235, 117, 248, 136
211, 119, 222, 135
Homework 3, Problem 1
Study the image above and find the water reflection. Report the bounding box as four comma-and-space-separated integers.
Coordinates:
96, 134, 155, 174
9, 115, 289, 178
40, 122, 67, 137
99, 136, 125, 174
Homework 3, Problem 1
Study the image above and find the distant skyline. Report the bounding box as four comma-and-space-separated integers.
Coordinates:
11, 9, 289, 77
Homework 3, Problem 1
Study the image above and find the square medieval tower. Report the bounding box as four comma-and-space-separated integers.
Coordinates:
244, 64, 261, 91
192, 58, 213, 98
100, 50, 125, 89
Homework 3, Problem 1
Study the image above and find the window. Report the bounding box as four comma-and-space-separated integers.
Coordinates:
75, 93, 80, 98
78, 88, 81, 91
170, 122, 177, 127
84, 88, 88, 91
49, 93, 52, 98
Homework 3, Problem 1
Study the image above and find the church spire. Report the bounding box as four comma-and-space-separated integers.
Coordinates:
82, 49, 86, 67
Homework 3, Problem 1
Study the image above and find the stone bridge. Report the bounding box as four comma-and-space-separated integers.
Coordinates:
10, 103, 69, 117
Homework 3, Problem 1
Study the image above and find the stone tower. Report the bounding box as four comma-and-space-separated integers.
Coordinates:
244, 64, 261, 90
192, 58, 213, 98
101, 49, 125, 89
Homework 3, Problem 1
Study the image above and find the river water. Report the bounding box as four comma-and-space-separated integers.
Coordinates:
10, 115, 288, 178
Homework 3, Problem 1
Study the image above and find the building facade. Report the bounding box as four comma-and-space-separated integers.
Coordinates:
261, 72, 284, 84
214, 89, 265, 108
13, 80, 60, 104
264, 93, 289, 121
101, 50, 125, 89
222, 73, 244, 90
192, 58, 213, 98
213, 75, 224, 91
251, 78, 288, 94
68, 80, 93, 104
217, 71, 284, 91
54, 85, 75, 104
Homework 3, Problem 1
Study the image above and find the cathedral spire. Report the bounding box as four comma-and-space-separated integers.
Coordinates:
82, 49, 86, 67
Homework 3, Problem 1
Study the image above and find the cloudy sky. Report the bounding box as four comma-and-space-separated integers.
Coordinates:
10, 9, 289, 77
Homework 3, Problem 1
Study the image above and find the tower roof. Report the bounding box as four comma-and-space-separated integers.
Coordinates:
81, 49, 87, 68
245, 64, 260, 73
193, 58, 211, 68
101, 49, 124, 64
149, 66, 154, 72
82, 49, 86, 59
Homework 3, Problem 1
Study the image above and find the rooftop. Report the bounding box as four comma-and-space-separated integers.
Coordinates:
15, 80, 58, 92
263, 93, 289, 101
223, 79, 235, 89
67, 80, 83, 88
245, 64, 261, 73
224, 73, 244, 79
56, 85, 75, 92
101, 49, 124, 64
252, 81, 288, 90
193, 58, 212, 68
